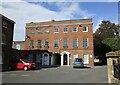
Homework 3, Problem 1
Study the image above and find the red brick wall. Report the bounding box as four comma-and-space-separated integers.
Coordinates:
13, 19, 94, 66
24, 19, 94, 66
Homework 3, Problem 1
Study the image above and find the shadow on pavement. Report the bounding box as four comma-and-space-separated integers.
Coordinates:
40, 65, 60, 69
73, 66, 91, 69
2, 65, 61, 72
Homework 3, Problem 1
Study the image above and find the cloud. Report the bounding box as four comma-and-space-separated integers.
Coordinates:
2, 0, 120, 2
1, 1, 95, 41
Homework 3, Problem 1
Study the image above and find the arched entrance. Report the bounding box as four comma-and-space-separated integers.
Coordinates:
42, 53, 49, 65
61, 51, 70, 66
63, 54, 67, 65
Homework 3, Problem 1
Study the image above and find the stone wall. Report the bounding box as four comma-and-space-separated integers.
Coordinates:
106, 51, 120, 84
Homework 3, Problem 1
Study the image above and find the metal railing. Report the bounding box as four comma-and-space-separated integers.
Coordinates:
113, 58, 120, 80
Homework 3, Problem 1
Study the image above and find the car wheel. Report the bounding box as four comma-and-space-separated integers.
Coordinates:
24, 66, 28, 71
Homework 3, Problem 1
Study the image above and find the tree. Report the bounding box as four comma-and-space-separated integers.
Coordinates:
94, 20, 120, 64
102, 37, 120, 51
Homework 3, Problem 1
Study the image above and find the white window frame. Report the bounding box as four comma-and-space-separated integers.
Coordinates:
54, 28, 59, 33
83, 54, 89, 64
82, 26, 88, 32
54, 39, 59, 48
73, 38, 78, 48
73, 54, 78, 59
63, 28, 68, 33
83, 38, 89, 48
72, 27, 78, 32
45, 29, 49, 34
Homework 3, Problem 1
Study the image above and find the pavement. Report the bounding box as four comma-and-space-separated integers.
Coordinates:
2, 65, 108, 83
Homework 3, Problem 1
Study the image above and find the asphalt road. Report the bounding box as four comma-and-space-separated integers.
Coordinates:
2, 65, 108, 83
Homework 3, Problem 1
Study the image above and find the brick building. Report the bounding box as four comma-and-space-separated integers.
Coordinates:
1, 14, 15, 70
13, 18, 94, 66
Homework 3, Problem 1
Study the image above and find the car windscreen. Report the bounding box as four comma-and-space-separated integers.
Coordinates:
74, 58, 83, 62
23, 59, 31, 63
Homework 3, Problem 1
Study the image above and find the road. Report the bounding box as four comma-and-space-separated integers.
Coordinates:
2, 65, 108, 83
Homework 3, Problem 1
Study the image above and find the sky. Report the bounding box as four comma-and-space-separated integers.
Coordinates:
0, 0, 119, 41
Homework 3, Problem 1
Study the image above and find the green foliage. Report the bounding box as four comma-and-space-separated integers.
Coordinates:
102, 37, 120, 51
94, 20, 120, 60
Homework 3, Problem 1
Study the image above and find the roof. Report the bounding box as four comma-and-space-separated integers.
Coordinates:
26, 18, 92, 27
0, 14, 15, 23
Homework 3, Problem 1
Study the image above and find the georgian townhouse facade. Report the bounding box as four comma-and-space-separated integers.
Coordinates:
13, 18, 94, 66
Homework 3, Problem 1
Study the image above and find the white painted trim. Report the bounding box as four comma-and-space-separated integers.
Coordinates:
82, 26, 88, 32
60, 51, 70, 66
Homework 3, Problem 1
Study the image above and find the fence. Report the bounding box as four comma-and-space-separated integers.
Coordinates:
113, 58, 120, 80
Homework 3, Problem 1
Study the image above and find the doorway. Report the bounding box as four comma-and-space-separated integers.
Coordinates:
63, 54, 67, 65
42, 53, 49, 65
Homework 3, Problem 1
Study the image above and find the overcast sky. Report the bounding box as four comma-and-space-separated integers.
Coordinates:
0, 0, 119, 41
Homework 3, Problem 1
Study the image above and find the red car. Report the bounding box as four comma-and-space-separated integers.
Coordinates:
9, 59, 36, 71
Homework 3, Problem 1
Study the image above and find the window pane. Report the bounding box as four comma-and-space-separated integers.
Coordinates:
83, 38, 88, 48
3, 21, 7, 28
2, 34, 6, 44
30, 40, 34, 46
45, 29, 49, 34
44, 39, 49, 48
30, 29, 34, 34
72, 27, 77, 32
37, 40, 41, 48
37, 40, 41, 45
54, 39, 58, 48
54, 28, 59, 33
38, 30, 42, 34
73, 38, 78, 48
63, 28, 68, 33
63, 38, 68, 48
82, 26, 88, 32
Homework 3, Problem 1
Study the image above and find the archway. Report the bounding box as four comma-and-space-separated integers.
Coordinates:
61, 51, 70, 66
42, 53, 49, 65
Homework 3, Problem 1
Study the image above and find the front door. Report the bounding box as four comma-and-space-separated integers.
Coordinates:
63, 54, 67, 65
42, 53, 49, 65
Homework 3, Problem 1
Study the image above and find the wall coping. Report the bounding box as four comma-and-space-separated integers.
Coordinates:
106, 51, 120, 58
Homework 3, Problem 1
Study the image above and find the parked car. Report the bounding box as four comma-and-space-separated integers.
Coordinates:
73, 58, 84, 68
9, 59, 36, 71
